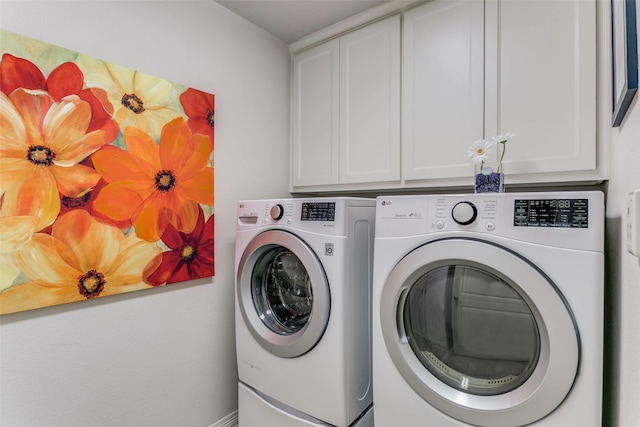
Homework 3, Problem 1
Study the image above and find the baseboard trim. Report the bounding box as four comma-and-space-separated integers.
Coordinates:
209, 410, 238, 427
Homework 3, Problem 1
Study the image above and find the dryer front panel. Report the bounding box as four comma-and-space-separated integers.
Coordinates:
380, 237, 579, 427
238, 230, 330, 358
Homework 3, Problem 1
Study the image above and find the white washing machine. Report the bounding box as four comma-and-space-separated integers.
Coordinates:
235, 198, 376, 427
372, 191, 604, 427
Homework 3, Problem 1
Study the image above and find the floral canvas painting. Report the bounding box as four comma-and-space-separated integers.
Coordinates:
0, 30, 215, 315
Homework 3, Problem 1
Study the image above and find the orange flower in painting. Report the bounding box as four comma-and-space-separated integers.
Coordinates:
0, 213, 38, 254
0, 210, 162, 315
92, 117, 214, 242
0, 89, 106, 231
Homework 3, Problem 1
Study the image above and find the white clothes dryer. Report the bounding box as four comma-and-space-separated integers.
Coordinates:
235, 198, 376, 427
372, 192, 604, 427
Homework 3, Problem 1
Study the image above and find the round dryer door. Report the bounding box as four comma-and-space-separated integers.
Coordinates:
380, 237, 579, 427
237, 230, 330, 358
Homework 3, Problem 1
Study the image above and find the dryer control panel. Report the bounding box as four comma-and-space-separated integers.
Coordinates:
375, 192, 604, 252
513, 198, 589, 228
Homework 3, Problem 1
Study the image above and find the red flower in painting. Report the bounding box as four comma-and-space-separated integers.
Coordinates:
0, 53, 118, 142
146, 207, 214, 286
180, 88, 215, 149
0, 53, 45, 92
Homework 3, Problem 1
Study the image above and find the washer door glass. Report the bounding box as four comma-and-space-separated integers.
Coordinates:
252, 247, 313, 334
403, 265, 539, 396
237, 230, 330, 358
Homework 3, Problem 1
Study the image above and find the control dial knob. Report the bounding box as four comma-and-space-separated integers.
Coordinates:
452, 201, 478, 225
270, 204, 285, 221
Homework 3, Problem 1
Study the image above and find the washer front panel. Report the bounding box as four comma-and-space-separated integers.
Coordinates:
238, 230, 330, 358
380, 237, 579, 427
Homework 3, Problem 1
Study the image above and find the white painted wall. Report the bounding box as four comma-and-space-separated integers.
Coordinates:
605, 3, 640, 425
0, 1, 290, 426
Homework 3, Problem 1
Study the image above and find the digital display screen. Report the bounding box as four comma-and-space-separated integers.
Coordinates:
301, 202, 336, 221
514, 199, 589, 228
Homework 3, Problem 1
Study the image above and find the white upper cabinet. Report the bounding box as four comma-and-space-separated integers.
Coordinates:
484, 0, 598, 180
291, 39, 340, 187
291, 15, 400, 189
340, 16, 401, 184
290, 0, 605, 192
402, 0, 485, 182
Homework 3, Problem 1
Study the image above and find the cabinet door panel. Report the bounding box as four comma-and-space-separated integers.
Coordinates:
402, 0, 485, 181
292, 40, 340, 186
340, 15, 401, 184
485, 0, 596, 175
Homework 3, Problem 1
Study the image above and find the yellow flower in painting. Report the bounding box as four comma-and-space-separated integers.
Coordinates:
76, 54, 182, 139
0, 254, 21, 292
0, 89, 105, 231
0, 210, 162, 315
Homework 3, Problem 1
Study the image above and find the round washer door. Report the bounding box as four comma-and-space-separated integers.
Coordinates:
237, 230, 330, 358
380, 237, 579, 427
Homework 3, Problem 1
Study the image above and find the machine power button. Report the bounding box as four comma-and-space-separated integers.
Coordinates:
452, 201, 478, 225
270, 204, 285, 221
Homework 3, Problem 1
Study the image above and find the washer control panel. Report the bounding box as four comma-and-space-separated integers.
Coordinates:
238, 198, 376, 237
241, 201, 338, 225
301, 202, 336, 221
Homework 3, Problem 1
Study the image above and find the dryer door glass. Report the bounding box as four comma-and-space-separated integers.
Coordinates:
252, 247, 313, 334
403, 265, 540, 396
